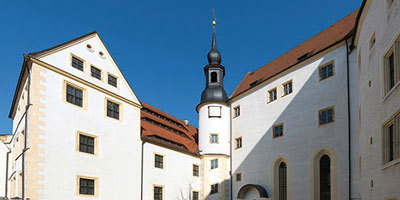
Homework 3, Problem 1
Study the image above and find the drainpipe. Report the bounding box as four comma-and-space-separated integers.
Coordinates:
5, 151, 10, 197
229, 104, 233, 200
141, 141, 145, 200
22, 55, 32, 200
345, 38, 352, 200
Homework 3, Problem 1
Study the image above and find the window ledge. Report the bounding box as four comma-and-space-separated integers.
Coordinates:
382, 81, 400, 101
382, 158, 400, 170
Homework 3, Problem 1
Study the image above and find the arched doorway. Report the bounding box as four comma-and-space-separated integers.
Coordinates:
237, 184, 269, 200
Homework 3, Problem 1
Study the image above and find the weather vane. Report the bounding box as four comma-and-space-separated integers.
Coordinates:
212, 9, 216, 27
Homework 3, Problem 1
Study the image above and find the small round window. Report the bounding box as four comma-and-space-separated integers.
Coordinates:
86, 44, 94, 52
99, 51, 106, 59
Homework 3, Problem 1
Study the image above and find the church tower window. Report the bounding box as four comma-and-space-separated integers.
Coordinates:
320, 155, 331, 200
211, 72, 218, 83
278, 162, 287, 200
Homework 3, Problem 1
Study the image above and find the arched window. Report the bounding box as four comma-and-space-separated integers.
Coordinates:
211, 72, 218, 83
278, 162, 287, 200
320, 155, 331, 200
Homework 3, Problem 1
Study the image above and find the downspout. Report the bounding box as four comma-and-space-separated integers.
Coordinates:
229, 104, 233, 200
141, 141, 145, 200
345, 38, 352, 200
5, 151, 10, 197
22, 55, 32, 200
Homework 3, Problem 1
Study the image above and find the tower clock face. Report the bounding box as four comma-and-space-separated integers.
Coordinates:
208, 106, 222, 118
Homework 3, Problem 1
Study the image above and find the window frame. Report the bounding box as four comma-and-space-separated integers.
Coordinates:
210, 133, 219, 144
382, 111, 400, 167
210, 183, 219, 195
193, 164, 199, 177
273, 123, 284, 138
268, 87, 278, 103
236, 173, 242, 182
66, 84, 83, 107
104, 98, 123, 121
153, 185, 164, 200
192, 191, 200, 200
107, 73, 118, 88
383, 37, 400, 98
71, 54, 85, 71
233, 105, 241, 118
319, 106, 335, 126
90, 65, 102, 80
282, 80, 293, 97
63, 80, 87, 109
77, 176, 98, 197
154, 153, 164, 169
211, 159, 218, 169
319, 61, 335, 81
76, 132, 98, 156
235, 137, 243, 149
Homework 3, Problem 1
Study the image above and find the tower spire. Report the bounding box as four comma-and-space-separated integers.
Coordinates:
207, 10, 221, 65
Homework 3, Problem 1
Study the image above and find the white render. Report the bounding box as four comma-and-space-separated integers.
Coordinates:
356, 0, 400, 199
198, 103, 231, 156
142, 142, 201, 200
230, 44, 359, 199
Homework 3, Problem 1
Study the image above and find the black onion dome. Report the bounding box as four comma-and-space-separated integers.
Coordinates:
207, 26, 221, 65
200, 85, 228, 104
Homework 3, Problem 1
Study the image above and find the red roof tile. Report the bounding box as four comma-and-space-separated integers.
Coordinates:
141, 102, 198, 155
230, 9, 359, 99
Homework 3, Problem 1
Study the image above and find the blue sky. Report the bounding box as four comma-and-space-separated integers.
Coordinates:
0, 0, 361, 133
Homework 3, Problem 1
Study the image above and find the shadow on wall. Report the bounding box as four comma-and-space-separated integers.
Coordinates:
204, 51, 350, 200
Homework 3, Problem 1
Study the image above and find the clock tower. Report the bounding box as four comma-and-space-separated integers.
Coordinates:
197, 16, 231, 200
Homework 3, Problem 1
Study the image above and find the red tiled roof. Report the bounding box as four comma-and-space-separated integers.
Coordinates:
230, 9, 360, 99
140, 102, 198, 155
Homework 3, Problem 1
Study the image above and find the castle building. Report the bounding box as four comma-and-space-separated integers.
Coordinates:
0, 0, 399, 200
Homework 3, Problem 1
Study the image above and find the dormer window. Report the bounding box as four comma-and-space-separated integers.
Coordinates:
211, 72, 218, 83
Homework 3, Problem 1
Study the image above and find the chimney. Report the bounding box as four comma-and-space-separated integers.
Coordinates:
184, 119, 189, 125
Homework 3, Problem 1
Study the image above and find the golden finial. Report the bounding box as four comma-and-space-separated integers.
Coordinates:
212, 9, 216, 27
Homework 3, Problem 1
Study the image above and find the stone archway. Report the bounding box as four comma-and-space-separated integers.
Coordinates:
237, 184, 269, 200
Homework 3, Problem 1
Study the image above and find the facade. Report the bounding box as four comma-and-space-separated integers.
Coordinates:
354, 0, 400, 199
0, 0, 398, 200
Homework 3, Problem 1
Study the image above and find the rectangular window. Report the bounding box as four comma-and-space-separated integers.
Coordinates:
108, 74, 118, 87
319, 62, 334, 81
79, 178, 95, 195
236, 173, 242, 182
72, 56, 84, 71
154, 186, 163, 200
234, 106, 240, 118
210, 184, 218, 194
235, 137, 242, 149
268, 88, 277, 102
154, 154, 164, 169
383, 113, 400, 164
107, 100, 120, 120
91, 66, 101, 80
79, 134, 95, 154
319, 107, 335, 125
385, 50, 396, 93
211, 159, 218, 169
192, 191, 199, 200
66, 85, 83, 107
210, 134, 218, 144
273, 123, 284, 138
193, 164, 199, 177
283, 81, 293, 96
